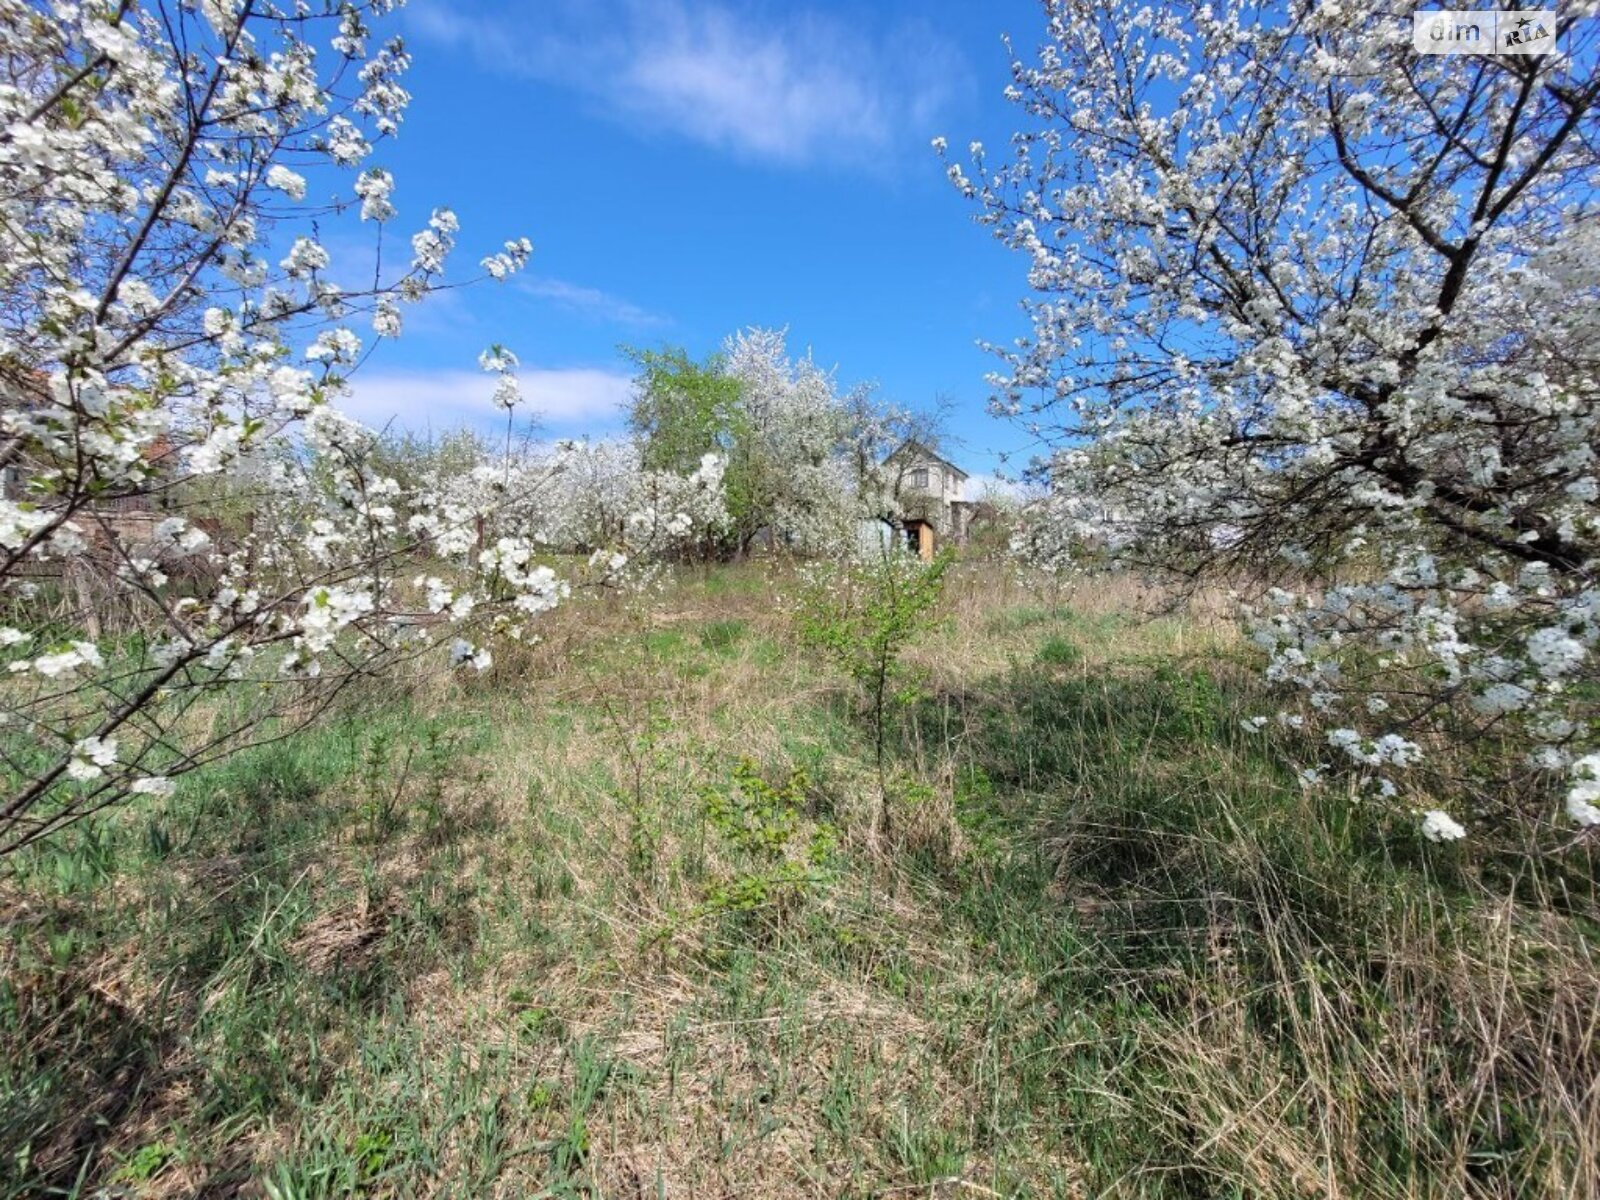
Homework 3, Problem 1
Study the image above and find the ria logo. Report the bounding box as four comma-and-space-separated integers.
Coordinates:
1413, 9, 1558, 55
1503, 13, 1556, 48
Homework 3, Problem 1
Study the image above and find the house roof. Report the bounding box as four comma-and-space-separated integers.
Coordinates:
885, 439, 968, 480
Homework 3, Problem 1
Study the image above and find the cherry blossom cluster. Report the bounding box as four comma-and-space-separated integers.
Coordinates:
0, 1, 726, 853
947, 1, 1600, 840
718, 328, 870, 553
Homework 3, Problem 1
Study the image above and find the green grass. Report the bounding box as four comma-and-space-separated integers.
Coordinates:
699, 618, 748, 653
1035, 635, 1084, 667
2, 565, 1595, 1198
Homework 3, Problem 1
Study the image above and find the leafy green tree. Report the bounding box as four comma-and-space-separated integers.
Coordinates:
624, 346, 744, 474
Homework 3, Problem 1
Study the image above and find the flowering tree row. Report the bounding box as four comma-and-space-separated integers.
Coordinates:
418, 324, 952, 567
947, 1, 1600, 840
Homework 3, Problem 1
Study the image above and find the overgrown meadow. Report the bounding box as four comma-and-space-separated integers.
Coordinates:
5, 561, 1595, 1198
3, 1, 1598, 1195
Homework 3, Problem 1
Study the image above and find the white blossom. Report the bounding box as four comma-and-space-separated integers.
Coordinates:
354, 167, 395, 222
1567, 756, 1600, 828
66, 735, 118, 781
965, 2, 1600, 838
1421, 810, 1467, 843
264, 164, 307, 200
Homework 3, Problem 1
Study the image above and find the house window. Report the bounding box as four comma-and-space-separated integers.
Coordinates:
909, 467, 929, 489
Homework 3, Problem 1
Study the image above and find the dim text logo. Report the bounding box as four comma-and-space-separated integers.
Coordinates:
1413, 9, 1557, 54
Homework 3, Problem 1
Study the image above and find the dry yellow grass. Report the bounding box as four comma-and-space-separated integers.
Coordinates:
3, 561, 1596, 1198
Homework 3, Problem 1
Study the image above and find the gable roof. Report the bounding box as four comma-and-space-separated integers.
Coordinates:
885, 439, 968, 480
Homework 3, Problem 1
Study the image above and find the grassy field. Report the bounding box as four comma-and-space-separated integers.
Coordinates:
3, 563, 1596, 1198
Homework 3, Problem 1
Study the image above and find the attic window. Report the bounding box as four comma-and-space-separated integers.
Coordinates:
909, 468, 929, 489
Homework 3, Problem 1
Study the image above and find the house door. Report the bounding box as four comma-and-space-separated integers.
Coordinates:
903, 520, 935, 561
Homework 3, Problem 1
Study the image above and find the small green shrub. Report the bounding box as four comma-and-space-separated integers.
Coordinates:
703, 759, 806, 861
112, 1139, 178, 1184
647, 760, 836, 945
1036, 636, 1083, 667
799, 551, 951, 840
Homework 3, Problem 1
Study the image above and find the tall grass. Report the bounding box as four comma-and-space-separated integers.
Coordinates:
1, 562, 1593, 1197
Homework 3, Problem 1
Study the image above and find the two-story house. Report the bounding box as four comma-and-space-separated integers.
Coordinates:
884, 440, 970, 560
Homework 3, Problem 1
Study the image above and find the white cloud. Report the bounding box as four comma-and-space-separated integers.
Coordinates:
520, 277, 667, 328
407, 0, 968, 169
341, 367, 634, 435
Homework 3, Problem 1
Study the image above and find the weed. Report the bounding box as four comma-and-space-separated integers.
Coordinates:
703, 759, 806, 861
111, 1138, 178, 1184
1035, 635, 1083, 667
356, 727, 405, 839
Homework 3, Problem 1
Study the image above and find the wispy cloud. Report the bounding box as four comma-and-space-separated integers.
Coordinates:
342, 366, 634, 435
406, 0, 969, 169
520, 277, 668, 329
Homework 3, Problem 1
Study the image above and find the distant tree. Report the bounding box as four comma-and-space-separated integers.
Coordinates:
624, 331, 956, 559
626, 331, 878, 557
370, 427, 496, 494
841, 389, 953, 522
719, 328, 854, 555
535, 439, 729, 557
624, 346, 743, 474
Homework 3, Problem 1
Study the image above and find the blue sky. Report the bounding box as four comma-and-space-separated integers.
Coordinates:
338, 0, 1048, 483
